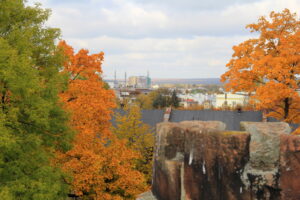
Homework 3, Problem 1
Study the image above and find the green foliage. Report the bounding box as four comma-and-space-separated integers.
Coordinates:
0, 0, 72, 199
170, 90, 180, 108
113, 105, 154, 184
152, 89, 180, 109
103, 81, 110, 90
153, 93, 168, 108
135, 89, 180, 109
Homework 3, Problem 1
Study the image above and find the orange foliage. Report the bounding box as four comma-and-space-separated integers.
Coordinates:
178, 105, 205, 110
57, 41, 146, 199
212, 104, 256, 111
221, 9, 300, 125
293, 127, 300, 135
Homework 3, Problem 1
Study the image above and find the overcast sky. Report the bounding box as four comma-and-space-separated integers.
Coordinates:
27, 0, 300, 79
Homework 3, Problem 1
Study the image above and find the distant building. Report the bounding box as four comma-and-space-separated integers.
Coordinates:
152, 84, 160, 89
178, 93, 216, 107
180, 99, 198, 108
128, 76, 151, 88
114, 88, 152, 103
216, 93, 249, 108
203, 100, 213, 109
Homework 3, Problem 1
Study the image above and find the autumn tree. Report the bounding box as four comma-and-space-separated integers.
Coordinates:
57, 41, 146, 200
113, 105, 154, 184
221, 9, 300, 125
0, 1, 73, 199
135, 94, 154, 109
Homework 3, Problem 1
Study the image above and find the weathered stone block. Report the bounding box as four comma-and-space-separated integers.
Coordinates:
241, 122, 290, 170
241, 122, 290, 199
152, 122, 185, 200
184, 129, 250, 200
280, 135, 300, 200
151, 121, 300, 200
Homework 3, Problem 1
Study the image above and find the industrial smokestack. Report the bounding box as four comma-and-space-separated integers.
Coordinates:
125, 72, 127, 88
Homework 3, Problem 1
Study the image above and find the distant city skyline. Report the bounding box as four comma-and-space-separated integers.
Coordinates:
27, 0, 300, 79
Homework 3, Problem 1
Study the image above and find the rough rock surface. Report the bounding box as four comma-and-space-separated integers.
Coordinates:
152, 122, 185, 200
184, 129, 250, 200
150, 121, 299, 200
137, 191, 157, 200
280, 135, 300, 200
153, 121, 251, 200
241, 122, 290, 199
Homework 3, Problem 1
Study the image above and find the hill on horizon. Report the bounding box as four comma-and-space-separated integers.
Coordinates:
151, 78, 221, 85
104, 78, 222, 85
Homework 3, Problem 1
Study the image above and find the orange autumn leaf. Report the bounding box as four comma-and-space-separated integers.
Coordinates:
56, 41, 147, 199
292, 127, 300, 135
221, 9, 300, 126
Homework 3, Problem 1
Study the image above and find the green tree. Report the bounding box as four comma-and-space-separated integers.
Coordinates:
103, 81, 110, 90
113, 105, 154, 184
151, 88, 171, 109
135, 89, 177, 109
170, 90, 180, 108
152, 93, 167, 108
0, 1, 72, 199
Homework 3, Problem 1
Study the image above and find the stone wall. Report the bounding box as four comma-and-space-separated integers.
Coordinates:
152, 121, 300, 200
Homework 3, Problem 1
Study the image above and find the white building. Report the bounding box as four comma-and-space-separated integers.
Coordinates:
178, 93, 216, 107
180, 99, 198, 108
151, 84, 160, 89
216, 93, 249, 108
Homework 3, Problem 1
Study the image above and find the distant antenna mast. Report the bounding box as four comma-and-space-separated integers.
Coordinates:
114, 70, 117, 88
147, 70, 150, 88
125, 72, 127, 88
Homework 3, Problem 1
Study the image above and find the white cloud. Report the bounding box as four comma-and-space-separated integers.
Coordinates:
66, 35, 249, 78
101, 3, 168, 28
26, 0, 300, 78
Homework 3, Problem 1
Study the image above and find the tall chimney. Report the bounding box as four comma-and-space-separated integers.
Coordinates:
114, 70, 117, 88
125, 72, 127, 88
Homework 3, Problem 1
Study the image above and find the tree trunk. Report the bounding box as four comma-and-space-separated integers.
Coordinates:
284, 98, 290, 120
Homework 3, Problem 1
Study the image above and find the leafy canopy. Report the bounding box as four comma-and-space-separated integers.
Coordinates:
57, 41, 147, 200
221, 9, 300, 125
113, 105, 155, 184
0, 0, 73, 199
